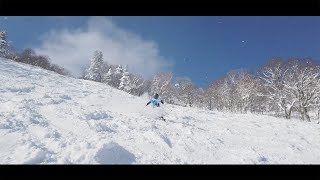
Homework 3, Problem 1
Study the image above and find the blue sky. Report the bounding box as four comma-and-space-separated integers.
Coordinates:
1, 16, 320, 87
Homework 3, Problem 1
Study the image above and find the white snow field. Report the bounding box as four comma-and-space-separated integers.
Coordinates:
1, 57, 320, 164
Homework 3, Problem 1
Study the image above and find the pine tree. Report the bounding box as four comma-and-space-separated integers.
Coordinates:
0, 31, 10, 58
102, 66, 114, 85
119, 65, 131, 92
113, 64, 124, 88
84, 50, 103, 82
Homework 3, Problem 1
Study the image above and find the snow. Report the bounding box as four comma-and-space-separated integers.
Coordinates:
1, 57, 320, 164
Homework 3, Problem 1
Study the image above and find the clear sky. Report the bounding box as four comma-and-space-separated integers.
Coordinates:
1, 16, 320, 87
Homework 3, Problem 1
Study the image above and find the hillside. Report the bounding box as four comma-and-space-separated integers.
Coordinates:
1, 58, 320, 164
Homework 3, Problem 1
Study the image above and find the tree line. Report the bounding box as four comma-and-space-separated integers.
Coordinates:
0, 31, 70, 76
84, 50, 320, 122
3, 30, 320, 122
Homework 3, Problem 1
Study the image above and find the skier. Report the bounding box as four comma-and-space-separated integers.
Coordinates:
146, 93, 165, 121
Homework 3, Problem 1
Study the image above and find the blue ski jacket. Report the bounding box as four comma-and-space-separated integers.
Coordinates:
146, 98, 164, 108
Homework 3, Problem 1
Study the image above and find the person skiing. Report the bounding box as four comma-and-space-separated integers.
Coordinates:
146, 93, 165, 121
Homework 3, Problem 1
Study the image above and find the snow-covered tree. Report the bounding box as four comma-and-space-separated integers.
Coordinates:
119, 65, 131, 92
0, 31, 16, 59
282, 59, 320, 121
174, 77, 196, 107
18, 48, 36, 64
205, 77, 226, 111
314, 96, 320, 120
100, 61, 109, 76
257, 58, 320, 121
250, 78, 269, 114
258, 59, 296, 119
84, 50, 104, 82
232, 70, 259, 113
141, 79, 152, 96
151, 72, 174, 102
193, 87, 205, 108
112, 64, 124, 88
102, 66, 114, 85
128, 74, 145, 96
204, 83, 214, 111
218, 72, 238, 112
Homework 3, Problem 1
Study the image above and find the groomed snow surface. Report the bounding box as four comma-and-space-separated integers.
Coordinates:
1, 58, 320, 164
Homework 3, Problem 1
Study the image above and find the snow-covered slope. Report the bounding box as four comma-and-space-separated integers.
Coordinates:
1, 58, 320, 164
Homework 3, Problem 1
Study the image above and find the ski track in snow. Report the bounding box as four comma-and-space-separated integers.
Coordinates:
1, 58, 320, 164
